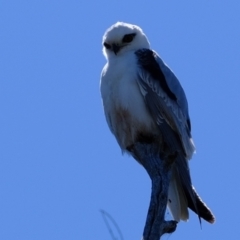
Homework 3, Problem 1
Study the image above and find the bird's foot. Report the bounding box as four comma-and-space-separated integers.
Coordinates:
162, 220, 178, 234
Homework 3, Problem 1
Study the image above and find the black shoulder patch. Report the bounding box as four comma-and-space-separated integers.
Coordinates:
135, 49, 177, 101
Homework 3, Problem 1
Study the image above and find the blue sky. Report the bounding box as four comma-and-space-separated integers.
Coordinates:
1, 1, 240, 239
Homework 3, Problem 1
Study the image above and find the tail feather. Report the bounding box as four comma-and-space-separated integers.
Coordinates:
168, 156, 215, 224
168, 167, 189, 222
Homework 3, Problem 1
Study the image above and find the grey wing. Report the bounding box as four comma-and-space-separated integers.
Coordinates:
135, 49, 195, 160
134, 49, 216, 223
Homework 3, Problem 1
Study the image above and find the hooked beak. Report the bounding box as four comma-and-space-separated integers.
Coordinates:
112, 44, 121, 55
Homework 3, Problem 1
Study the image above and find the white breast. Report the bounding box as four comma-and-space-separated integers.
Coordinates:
100, 52, 156, 149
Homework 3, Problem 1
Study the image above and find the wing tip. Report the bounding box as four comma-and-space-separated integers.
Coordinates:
192, 187, 216, 224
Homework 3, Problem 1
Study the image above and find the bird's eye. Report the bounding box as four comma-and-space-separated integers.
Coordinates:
104, 42, 111, 49
122, 33, 136, 43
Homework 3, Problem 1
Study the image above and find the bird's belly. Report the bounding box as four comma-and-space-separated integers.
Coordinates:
111, 107, 155, 150
104, 78, 157, 150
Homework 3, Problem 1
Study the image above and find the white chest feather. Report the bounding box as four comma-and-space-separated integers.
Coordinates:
100, 53, 155, 149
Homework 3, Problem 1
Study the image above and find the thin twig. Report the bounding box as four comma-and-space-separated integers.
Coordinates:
100, 209, 124, 240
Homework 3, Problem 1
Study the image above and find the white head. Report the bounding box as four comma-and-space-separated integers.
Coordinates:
102, 22, 150, 59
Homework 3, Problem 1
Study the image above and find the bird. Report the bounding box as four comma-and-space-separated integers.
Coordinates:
100, 22, 215, 224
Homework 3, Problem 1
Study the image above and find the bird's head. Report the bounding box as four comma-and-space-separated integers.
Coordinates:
102, 22, 150, 59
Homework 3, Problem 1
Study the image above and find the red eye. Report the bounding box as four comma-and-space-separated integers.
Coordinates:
104, 42, 111, 49
122, 33, 136, 43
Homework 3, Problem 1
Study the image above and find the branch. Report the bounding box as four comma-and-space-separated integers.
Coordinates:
131, 142, 178, 240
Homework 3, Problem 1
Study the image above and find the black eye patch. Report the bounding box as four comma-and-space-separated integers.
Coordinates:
103, 42, 111, 49
122, 33, 136, 43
